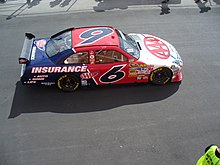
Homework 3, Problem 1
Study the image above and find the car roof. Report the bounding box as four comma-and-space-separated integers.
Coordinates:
71, 26, 120, 48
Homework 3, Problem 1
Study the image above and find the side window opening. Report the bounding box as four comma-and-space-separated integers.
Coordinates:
64, 51, 89, 64
95, 50, 127, 64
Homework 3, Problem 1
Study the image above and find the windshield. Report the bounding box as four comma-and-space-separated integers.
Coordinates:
116, 29, 140, 59
46, 31, 72, 57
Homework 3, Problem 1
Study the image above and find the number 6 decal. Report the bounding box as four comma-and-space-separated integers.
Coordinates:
100, 65, 126, 83
78, 27, 114, 46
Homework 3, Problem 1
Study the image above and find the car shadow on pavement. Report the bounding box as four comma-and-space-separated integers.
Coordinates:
93, 0, 181, 12
9, 81, 181, 118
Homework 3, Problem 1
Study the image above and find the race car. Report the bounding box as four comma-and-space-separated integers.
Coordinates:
18, 26, 183, 92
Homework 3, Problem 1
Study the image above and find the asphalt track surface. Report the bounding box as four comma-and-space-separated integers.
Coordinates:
0, 6, 220, 165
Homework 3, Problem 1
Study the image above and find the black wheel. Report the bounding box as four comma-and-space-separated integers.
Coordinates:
150, 67, 172, 85
57, 75, 80, 92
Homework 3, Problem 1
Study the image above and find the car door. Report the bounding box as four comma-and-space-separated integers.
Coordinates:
87, 48, 133, 86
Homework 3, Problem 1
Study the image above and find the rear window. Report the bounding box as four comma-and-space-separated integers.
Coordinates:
46, 31, 72, 57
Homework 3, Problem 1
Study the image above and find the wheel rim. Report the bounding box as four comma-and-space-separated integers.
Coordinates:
154, 71, 168, 82
58, 75, 79, 91
151, 68, 172, 85
62, 77, 77, 89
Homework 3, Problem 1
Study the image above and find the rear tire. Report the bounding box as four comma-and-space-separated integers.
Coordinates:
150, 67, 172, 85
57, 75, 79, 92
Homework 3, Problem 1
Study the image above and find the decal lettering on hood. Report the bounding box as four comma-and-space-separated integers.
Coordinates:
144, 36, 170, 59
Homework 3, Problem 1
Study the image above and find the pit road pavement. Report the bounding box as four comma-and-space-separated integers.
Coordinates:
0, 1, 220, 165
0, 0, 219, 19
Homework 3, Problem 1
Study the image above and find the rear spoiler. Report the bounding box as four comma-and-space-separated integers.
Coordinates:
19, 33, 35, 64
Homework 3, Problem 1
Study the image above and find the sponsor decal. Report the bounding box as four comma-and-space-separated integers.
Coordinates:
171, 65, 179, 72
31, 66, 87, 74
129, 63, 139, 68
24, 81, 36, 84
31, 46, 36, 60
137, 76, 148, 80
129, 68, 147, 76
80, 72, 99, 79
35, 39, 46, 51
36, 75, 48, 78
81, 80, 88, 86
28, 75, 49, 81
136, 68, 147, 75
129, 63, 147, 68
129, 63, 152, 77
144, 36, 170, 59
32, 77, 45, 81
146, 65, 154, 74
41, 82, 55, 86
90, 54, 95, 64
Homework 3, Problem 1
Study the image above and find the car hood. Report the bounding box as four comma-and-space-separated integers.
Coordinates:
128, 33, 182, 65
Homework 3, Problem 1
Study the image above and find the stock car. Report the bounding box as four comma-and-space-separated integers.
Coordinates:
18, 26, 183, 92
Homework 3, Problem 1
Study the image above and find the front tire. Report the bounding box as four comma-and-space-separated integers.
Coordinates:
150, 67, 172, 85
57, 75, 79, 92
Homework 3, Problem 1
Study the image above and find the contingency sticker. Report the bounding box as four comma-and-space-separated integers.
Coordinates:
35, 39, 47, 51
